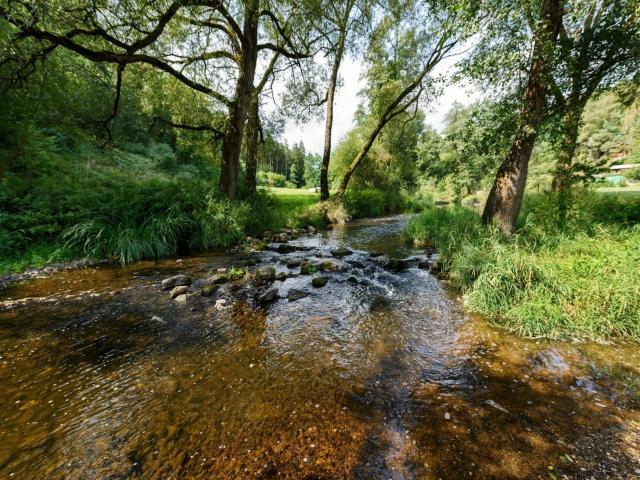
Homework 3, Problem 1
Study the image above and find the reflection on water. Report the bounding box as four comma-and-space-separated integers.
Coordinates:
0, 216, 639, 479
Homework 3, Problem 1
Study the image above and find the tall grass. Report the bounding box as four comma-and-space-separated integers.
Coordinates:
405, 192, 640, 342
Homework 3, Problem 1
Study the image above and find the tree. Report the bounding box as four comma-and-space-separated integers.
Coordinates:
290, 141, 306, 187
308, 0, 369, 200
419, 100, 515, 201
335, 0, 473, 197
480, 0, 563, 233
244, 51, 280, 193
1, 0, 312, 199
548, 0, 640, 194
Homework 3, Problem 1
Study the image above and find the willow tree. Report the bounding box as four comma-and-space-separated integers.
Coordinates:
335, 0, 476, 197
549, 0, 640, 194
478, 0, 563, 233
1, 0, 310, 199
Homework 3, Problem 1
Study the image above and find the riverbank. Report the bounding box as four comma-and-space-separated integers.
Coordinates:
405, 191, 640, 342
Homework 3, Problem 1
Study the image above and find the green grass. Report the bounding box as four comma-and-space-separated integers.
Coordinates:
405, 191, 640, 342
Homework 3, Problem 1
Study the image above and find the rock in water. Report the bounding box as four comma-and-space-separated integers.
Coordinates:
170, 285, 189, 299
205, 274, 228, 285
255, 266, 276, 282
319, 261, 341, 272
287, 289, 308, 301
201, 285, 219, 297
259, 288, 279, 303
276, 272, 287, 281
299, 262, 317, 275
161, 274, 191, 290
312, 276, 329, 288
330, 247, 353, 258
387, 259, 407, 271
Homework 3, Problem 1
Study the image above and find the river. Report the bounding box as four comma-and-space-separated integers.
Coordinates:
0, 216, 638, 479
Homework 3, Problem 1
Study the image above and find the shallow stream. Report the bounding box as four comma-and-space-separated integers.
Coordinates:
1, 216, 638, 479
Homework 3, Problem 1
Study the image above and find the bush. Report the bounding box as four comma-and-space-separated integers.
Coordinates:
405, 193, 640, 341
256, 171, 295, 188
343, 188, 405, 218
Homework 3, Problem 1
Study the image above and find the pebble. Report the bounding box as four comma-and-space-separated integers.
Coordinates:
444, 412, 451, 420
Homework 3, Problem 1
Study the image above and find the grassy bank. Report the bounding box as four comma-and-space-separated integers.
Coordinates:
405, 192, 640, 342
0, 130, 414, 273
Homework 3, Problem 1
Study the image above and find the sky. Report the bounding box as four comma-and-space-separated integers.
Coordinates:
283, 54, 480, 155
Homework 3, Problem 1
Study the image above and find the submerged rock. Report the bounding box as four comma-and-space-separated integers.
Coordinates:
311, 276, 329, 288
161, 274, 191, 290
170, 285, 189, 299
258, 288, 279, 303
287, 289, 308, 301
386, 258, 407, 271
347, 275, 358, 284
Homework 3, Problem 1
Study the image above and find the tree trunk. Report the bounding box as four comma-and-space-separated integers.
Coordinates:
336, 119, 387, 197
244, 95, 259, 193
219, 0, 259, 199
481, 0, 563, 233
320, 33, 346, 201
551, 106, 581, 192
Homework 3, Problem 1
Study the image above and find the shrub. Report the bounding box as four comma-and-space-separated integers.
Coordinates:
343, 188, 405, 218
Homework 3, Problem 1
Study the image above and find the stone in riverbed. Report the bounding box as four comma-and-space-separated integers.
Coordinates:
307, 225, 316, 234
274, 232, 289, 243
319, 261, 341, 272
299, 261, 318, 275
161, 274, 191, 290
276, 272, 287, 281
287, 289, 308, 301
330, 247, 353, 258
258, 287, 279, 303
255, 266, 276, 282
311, 276, 329, 288
347, 275, 358, 284
286, 258, 302, 268
201, 285, 219, 297
174, 294, 187, 303
205, 274, 228, 285
170, 285, 189, 299
386, 258, 407, 271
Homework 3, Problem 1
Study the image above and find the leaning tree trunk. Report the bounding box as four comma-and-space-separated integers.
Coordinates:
219, 0, 259, 199
481, 0, 563, 233
336, 119, 387, 197
244, 95, 260, 194
320, 33, 346, 201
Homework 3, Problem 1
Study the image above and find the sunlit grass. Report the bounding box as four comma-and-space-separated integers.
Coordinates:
405, 192, 640, 342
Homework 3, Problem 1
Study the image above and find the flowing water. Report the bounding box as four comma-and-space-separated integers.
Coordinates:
0, 216, 639, 479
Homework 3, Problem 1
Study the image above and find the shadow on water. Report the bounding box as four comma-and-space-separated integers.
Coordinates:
0, 215, 639, 479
